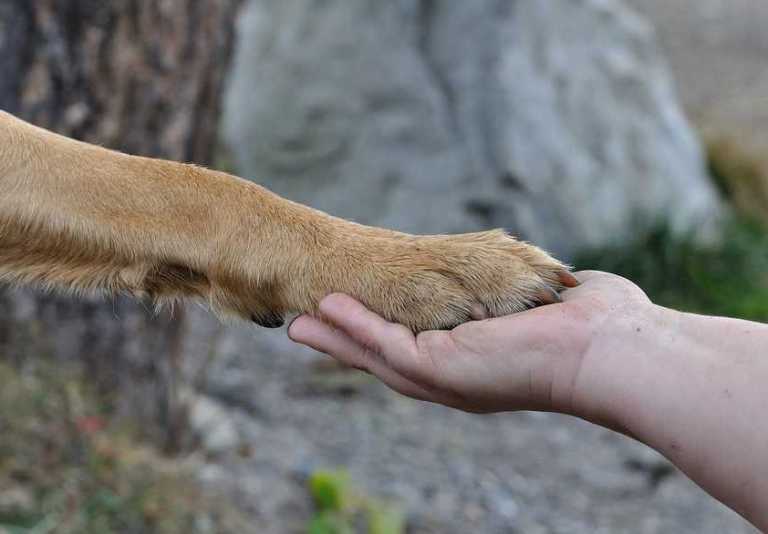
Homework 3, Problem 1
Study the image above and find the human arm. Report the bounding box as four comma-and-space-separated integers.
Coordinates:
288, 271, 768, 530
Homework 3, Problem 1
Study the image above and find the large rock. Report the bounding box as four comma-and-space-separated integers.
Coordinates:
223, 0, 722, 258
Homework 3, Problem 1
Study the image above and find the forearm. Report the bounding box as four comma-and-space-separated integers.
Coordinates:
580, 306, 768, 528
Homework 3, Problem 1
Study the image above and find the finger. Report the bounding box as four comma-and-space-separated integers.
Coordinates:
369, 354, 457, 405
559, 270, 580, 288
288, 314, 447, 403
559, 270, 615, 301
320, 294, 461, 387
572, 270, 612, 283
289, 314, 366, 368
318, 294, 416, 359
317, 294, 485, 400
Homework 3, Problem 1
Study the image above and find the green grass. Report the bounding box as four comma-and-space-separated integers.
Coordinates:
575, 218, 768, 322
0, 361, 247, 534
307, 469, 404, 534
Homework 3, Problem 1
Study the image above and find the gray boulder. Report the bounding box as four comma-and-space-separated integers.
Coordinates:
223, 0, 722, 258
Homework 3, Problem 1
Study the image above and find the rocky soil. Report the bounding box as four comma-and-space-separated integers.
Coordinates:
184, 309, 755, 533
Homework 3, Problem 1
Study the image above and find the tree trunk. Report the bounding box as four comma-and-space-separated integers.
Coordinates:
0, 0, 241, 450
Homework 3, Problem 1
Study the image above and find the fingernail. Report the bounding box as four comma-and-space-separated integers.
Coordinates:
252, 312, 285, 328
470, 303, 489, 321
535, 288, 562, 305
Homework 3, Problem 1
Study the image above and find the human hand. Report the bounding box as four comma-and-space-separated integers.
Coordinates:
288, 271, 654, 415
290, 271, 768, 530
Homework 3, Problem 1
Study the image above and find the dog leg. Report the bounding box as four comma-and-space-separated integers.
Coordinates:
0, 112, 572, 331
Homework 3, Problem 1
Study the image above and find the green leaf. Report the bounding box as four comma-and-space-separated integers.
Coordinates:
307, 511, 353, 534
368, 502, 405, 534
309, 470, 351, 512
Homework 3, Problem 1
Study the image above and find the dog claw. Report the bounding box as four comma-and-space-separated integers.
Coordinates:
559, 271, 580, 288
470, 303, 489, 321
251, 312, 285, 328
535, 287, 562, 305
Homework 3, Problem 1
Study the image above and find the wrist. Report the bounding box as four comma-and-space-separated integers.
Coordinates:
571, 302, 768, 527
566, 300, 684, 435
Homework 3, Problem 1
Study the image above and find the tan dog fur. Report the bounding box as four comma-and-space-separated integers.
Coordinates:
0, 111, 572, 332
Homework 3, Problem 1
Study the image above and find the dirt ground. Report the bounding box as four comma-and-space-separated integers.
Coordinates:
190, 313, 755, 533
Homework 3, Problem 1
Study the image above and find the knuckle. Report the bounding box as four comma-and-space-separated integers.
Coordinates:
414, 331, 451, 376
388, 322, 414, 343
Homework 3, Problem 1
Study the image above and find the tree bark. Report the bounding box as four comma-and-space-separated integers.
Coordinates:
0, 0, 241, 450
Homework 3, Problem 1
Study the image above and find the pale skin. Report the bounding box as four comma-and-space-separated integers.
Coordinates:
288, 271, 768, 531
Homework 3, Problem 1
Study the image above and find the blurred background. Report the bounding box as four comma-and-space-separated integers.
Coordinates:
0, 0, 765, 532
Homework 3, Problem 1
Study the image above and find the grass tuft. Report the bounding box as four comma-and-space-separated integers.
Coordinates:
306, 469, 405, 534
0, 361, 247, 534
575, 218, 768, 321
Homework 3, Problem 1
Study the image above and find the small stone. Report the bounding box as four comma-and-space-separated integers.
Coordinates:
188, 394, 240, 454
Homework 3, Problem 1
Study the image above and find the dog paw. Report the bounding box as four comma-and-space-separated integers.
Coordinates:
316, 229, 575, 332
